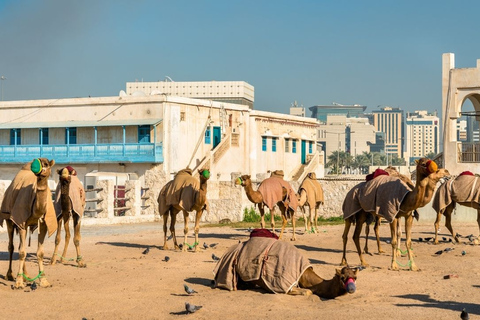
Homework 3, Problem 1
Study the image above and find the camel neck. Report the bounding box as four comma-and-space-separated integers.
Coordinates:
311, 277, 345, 300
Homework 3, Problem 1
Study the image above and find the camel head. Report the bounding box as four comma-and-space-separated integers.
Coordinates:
415, 158, 450, 179
335, 266, 358, 294
57, 167, 73, 184
307, 172, 317, 180
235, 175, 251, 187
31, 158, 55, 178
198, 169, 210, 182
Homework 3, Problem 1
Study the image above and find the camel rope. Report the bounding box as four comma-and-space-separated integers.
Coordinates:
18, 270, 44, 282
184, 242, 199, 249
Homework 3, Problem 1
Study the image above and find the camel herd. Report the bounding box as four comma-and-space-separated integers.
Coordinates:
1, 156, 479, 299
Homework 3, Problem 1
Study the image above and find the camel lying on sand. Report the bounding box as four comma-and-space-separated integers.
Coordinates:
235, 173, 298, 240
158, 168, 210, 252
214, 231, 357, 299
432, 171, 480, 244
342, 158, 449, 271
0, 158, 57, 289
51, 166, 86, 267
297, 172, 324, 233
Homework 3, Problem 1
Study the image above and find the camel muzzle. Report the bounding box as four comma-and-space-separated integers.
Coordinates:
345, 278, 356, 294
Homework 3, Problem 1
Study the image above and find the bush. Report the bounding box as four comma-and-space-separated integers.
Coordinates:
242, 207, 282, 222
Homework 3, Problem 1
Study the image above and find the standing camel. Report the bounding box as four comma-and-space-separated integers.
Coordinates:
235, 174, 299, 240
432, 171, 480, 244
214, 235, 357, 299
297, 172, 324, 233
158, 168, 209, 252
341, 158, 449, 271
0, 158, 57, 289
51, 166, 86, 267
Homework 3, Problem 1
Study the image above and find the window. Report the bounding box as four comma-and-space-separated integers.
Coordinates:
272, 138, 277, 152
65, 127, 77, 144
39, 128, 49, 145
285, 138, 290, 152
138, 125, 150, 143
180, 112, 186, 121
262, 137, 267, 151
205, 128, 211, 144
10, 129, 20, 145
292, 140, 297, 153
309, 141, 313, 153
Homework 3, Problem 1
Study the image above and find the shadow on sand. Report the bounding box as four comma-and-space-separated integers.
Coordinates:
394, 293, 480, 317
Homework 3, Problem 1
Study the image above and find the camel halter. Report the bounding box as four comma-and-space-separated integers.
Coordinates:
426, 160, 437, 173
31, 158, 43, 175
236, 177, 243, 185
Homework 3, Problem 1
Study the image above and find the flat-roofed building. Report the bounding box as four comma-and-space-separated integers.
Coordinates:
372, 106, 404, 159
405, 110, 439, 164
309, 103, 367, 123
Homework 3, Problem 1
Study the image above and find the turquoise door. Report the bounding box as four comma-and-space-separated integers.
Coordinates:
301, 140, 306, 164
213, 127, 221, 149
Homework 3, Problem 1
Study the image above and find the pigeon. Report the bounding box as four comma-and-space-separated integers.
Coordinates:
418, 237, 423, 242
424, 237, 433, 242
435, 250, 444, 255
178, 243, 183, 250
164, 256, 170, 262
462, 250, 467, 256
142, 247, 150, 255
212, 253, 220, 261
185, 302, 202, 314
184, 284, 198, 295
461, 308, 469, 320
30, 281, 37, 291
203, 242, 209, 250
167, 234, 173, 241
247, 227, 253, 233
209, 243, 218, 248
444, 247, 454, 252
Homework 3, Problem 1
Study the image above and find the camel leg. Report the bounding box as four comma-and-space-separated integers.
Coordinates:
259, 204, 266, 229
374, 217, 384, 253
309, 204, 315, 234
302, 207, 309, 232
395, 219, 402, 258
353, 213, 369, 267
290, 209, 296, 241
270, 208, 276, 235
193, 209, 203, 252
341, 218, 351, 266
477, 208, 480, 241
183, 210, 189, 252
37, 221, 51, 287
60, 215, 71, 264
73, 214, 86, 267
389, 219, 399, 271
433, 209, 443, 245
6, 220, 15, 281
289, 287, 313, 296
313, 205, 319, 233
50, 215, 63, 265
443, 204, 458, 243
161, 209, 169, 250
170, 209, 180, 250
14, 227, 27, 289
405, 214, 418, 271
363, 222, 370, 254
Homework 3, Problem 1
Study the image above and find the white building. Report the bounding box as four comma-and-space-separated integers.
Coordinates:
404, 110, 440, 164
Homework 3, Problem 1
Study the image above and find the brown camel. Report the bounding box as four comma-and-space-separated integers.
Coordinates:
51, 166, 86, 267
297, 172, 324, 234
214, 234, 357, 299
432, 172, 480, 244
341, 158, 449, 271
158, 168, 209, 252
0, 158, 57, 289
235, 174, 298, 240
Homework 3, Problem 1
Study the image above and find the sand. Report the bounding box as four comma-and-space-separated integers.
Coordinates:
0, 221, 479, 320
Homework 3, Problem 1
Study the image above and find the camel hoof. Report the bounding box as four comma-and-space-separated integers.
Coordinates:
340, 260, 348, 267
77, 261, 87, 268
6, 273, 14, 281
389, 263, 399, 271
39, 277, 51, 288
378, 249, 385, 254
14, 279, 25, 289
162, 245, 169, 251
290, 237, 296, 241
50, 259, 57, 266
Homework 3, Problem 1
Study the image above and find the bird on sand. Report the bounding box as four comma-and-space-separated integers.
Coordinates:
209, 243, 218, 248
30, 281, 37, 291
461, 308, 469, 320
185, 302, 202, 314
184, 284, 198, 295
163, 256, 170, 262
142, 247, 150, 255
203, 242, 209, 249
212, 253, 220, 261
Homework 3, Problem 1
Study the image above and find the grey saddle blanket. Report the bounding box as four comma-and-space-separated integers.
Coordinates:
213, 237, 311, 294
342, 175, 410, 223
432, 175, 480, 214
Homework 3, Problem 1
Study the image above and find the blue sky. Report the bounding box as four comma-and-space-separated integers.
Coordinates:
1, 0, 479, 115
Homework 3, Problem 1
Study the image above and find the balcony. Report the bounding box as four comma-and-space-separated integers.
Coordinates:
0, 143, 163, 164
457, 142, 480, 163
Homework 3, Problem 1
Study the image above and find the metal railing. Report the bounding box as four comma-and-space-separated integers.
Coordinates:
457, 142, 480, 163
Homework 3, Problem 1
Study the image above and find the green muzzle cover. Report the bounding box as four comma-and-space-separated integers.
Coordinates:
31, 158, 42, 175
202, 170, 210, 179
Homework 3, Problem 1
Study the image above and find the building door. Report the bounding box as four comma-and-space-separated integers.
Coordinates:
213, 126, 221, 149
301, 140, 306, 164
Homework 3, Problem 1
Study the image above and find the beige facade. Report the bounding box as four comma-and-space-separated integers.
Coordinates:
442, 53, 480, 174
404, 111, 440, 164
372, 106, 403, 158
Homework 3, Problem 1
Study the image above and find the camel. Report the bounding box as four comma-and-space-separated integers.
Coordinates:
158, 168, 209, 252
432, 171, 480, 244
214, 234, 357, 299
341, 158, 449, 271
0, 158, 57, 289
50, 166, 86, 267
235, 173, 298, 240
297, 172, 324, 233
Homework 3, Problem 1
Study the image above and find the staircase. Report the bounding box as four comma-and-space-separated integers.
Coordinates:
292, 151, 321, 182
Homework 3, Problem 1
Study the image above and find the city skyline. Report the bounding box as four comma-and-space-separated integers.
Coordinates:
1, 1, 480, 115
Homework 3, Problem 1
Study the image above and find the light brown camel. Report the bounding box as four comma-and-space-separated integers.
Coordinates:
51, 166, 86, 267
432, 172, 480, 244
341, 158, 449, 271
158, 168, 209, 252
0, 158, 57, 289
297, 172, 324, 233
214, 235, 357, 299
235, 174, 299, 240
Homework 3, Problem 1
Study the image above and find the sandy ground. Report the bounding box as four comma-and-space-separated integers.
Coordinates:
0, 220, 479, 320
